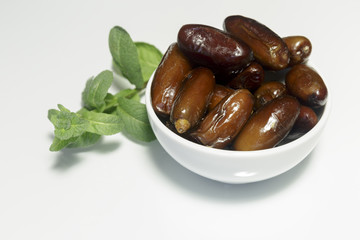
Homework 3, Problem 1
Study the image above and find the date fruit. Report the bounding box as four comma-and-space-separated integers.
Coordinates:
254, 81, 287, 110
151, 43, 192, 117
208, 84, 234, 111
283, 36, 312, 66
288, 105, 318, 139
170, 67, 215, 134
151, 15, 327, 151
224, 15, 290, 70
177, 24, 253, 75
233, 95, 300, 151
190, 89, 254, 149
226, 62, 264, 92
285, 64, 327, 108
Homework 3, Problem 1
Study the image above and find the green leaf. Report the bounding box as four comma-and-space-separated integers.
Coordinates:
135, 42, 163, 83
67, 132, 101, 148
82, 70, 113, 111
49, 132, 101, 151
109, 26, 144, 89
58, 104, 71, 112
102, 90, 141, 114
49, 136, 79, 151
116, 97, 155, 142
48, 109, 60, 123
114, 89, 140, 101
48, 104, 89, 140
79, 109, 124, 135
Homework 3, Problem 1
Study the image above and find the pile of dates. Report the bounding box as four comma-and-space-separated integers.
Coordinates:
151, 15, 328, 151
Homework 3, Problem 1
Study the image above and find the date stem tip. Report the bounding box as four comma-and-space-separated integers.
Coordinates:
175, 119, 191, 134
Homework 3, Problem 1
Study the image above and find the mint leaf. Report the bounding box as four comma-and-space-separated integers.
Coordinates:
116, 97, 155, 142
109, 26, 144, 89
58, 104, 71, 112
50, 132, 101, 151
67, 132, 101, 148
48, 104, 89, 140
135, 42, 163, 83
79, 109, 124, 135
103, 89, 140, 114
82, 70, 113, 111
48, 26, 163, 152
114, 89, 140, 101
49, 136, 79, 152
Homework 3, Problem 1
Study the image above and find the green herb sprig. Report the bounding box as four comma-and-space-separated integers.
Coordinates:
48, 26, 163, 151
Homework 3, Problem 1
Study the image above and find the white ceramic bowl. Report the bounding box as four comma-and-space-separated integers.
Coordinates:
145, 72, 331, 184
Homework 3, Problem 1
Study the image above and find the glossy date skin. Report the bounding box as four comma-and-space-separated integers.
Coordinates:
170, 67, 215, 134
151, 43, 192, 117
285, 64, 327, 108
190, 89, 254, 149
152, 16, 327, 151
283, 36, 312, 66
226, 62, 264, 92
233, 95, 300, 151
208, 84, 234, 111
288, 105, 318, 139
177, 24, 253, 75
224, 15, 290, 70
254, 81, 287, 110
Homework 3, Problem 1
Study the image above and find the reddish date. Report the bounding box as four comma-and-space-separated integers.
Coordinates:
151, 43, 192, 117
177, 24, 253, 75
170, 67, 215, 134
283, 36, 312, 66
232, 95, 300, 151
151, 16, 327, 151
190, 89, 254, 149
254, 81, 287, 110
286, 64, 327, 108
224, 15, 290, 70
208, 84, 234, 111
226, 62, 264, 92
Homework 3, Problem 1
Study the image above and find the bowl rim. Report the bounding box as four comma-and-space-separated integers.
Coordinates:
145, 70, 331, 158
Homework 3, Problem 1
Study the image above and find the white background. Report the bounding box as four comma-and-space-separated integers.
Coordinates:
1, 0, 359, 239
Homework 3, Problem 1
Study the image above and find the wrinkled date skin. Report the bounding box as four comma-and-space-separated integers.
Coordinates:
224, 15, 290, 70
177, 24, 253, 75
226, 62, 264, 92
286, 64, 327, 108
233, 95, 300, 151
151, 43, 192, 117
208, 84, 234, 111
254, 81, 287, 110
170, 67, 215, 134
190, 89, 254, 149
283, 36, 312, 66
152, 16, 328, 151
288, 105, 318, 139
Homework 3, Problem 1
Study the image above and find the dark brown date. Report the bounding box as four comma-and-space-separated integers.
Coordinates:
177, 24, 253, 75
226, 62, 264, 92
285, 64, 327, 108
288, 105, 318, 139
283, 36, 312, 66
253, 81, 287, 110
170, 67, 215, 134
232, 95, 300, 151
224, 15, 290, 70
190, 89, 254, 149
151, 43, 193, 117
208, 84, 234, 111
